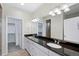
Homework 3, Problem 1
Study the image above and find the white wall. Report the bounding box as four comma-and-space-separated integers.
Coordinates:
42, 15, 63, 40
64, 17, 79, 44
31, 22, 37, 34
31, 3, 64, 40
1, 4, 32, 55
51, 15, 63, 40
0, 6, 2, 54
42, 21, 46, 36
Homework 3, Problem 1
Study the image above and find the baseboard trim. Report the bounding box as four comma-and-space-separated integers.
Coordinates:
25, 49, 31, 56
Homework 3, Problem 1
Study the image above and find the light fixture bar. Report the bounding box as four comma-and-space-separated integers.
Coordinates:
64, 7, 70, 12
32, 18, 40, 22
20, 3, 24, 5
49, 11, 56, 16
54, 8, 62, 15
49, 4, 71, 16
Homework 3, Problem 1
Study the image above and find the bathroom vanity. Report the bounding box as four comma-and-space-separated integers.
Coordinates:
24, 35, 79, 56
24, 36, 61, 56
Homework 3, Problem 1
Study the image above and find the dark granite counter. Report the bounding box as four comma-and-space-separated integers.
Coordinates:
24, 35, 79, 56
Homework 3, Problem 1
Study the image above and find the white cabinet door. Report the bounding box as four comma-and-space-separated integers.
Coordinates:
24, 37, 30, 53
26, 39, 32, 53
24, 37, 60, 56
33, 42, 49, 55
24, 37, 27, 49
30, 44, 48, 56
37, 49, 48, 56
29, 44, 38, 56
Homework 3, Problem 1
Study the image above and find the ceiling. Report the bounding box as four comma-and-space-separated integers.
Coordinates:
5, 3, 43, 13
4, 3, 76, 14
65, 3, 79, 15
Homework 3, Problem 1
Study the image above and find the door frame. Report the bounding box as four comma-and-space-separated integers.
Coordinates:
46, 19, 51, 38
37, 21, 43, 36
5, 16, 24, 55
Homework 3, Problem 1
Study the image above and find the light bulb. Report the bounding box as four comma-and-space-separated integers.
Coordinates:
61, 4, 69, 10
54, 8, 61, 15
20, 3, 24, 5
64, 7, 70, 12
49, 11, 56, 16
32, 18, 40, 22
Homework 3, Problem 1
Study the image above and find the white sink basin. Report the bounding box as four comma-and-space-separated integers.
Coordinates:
47, 43, 62, 49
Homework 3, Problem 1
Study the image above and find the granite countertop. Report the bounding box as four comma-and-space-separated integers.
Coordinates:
24, 35, 79, 56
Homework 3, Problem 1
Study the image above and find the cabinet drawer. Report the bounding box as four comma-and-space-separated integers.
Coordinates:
32, 42, 49, 55
30, 44, 48, 56
24, 37, 60, 56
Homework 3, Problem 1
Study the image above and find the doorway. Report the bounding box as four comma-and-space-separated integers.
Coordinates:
6, 17, 23, 54
46, 19, 51, 38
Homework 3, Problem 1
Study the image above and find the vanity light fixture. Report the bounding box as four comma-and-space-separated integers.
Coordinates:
49, 11, 56, 16
54, 8, 62, 15
64, 7, 70, 12
20, 3, 24, 5
49, 4, 71, 16
32, 18, 40, 22
61, 4, 69, 10
61, 4, 70, 12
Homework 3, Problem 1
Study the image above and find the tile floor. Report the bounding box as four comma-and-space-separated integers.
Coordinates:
7, 43, 30, 56
8, 42, 21, 53
7, 49, 30, 56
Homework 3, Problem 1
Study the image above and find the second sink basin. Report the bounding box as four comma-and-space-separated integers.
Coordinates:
47, 43, 62, 49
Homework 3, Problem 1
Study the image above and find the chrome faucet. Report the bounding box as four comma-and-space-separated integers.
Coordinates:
54, 40, 60, 44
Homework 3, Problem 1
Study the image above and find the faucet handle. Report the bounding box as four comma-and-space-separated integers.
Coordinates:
54, 40, 60, 44
57, 41, 59, 44
54, 40, 57, 43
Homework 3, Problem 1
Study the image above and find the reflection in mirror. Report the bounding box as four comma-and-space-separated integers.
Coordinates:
64, 17, 79, 44
37, 22, 43, 36
64, 3, 79, 44
46, 19, 51, 38
64, 3, 79, 56
42, 14, 63, 41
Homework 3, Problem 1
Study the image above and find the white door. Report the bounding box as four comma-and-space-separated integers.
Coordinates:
15, 18, 22, 48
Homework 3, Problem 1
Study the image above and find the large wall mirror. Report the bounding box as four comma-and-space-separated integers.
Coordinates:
64, 4, 79, 44
63, 4, 79, 56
